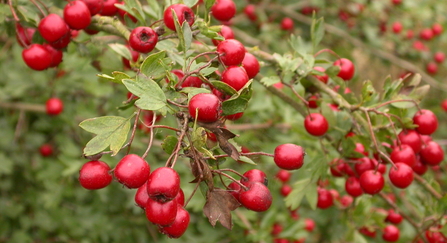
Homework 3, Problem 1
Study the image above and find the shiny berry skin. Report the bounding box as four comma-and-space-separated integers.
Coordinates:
354, 157, 375, 176
333, 58, 355, 81
163, 4, 195, 31
280, 17, 294, 31
313, 66, 328, 84
225, 112, 243, 120
228, 181, 241, 200
304, 218, 315, 232
175, 188, 185, 206
178, 75, 203, 88
242, 169, 268, 185
15, 23, 35, 47
22, 44, 52, 71
39, 144, 53, 157
38, 14, 70, 43
274, 144, 305, 170
398, 130, 422, 153
145, 197, 178, 226
385, 209, 403, 225
382, 225, 400, 242
79, 161, 112, 190
43, 44, 63, 68
392, 22, 403, 33
221, 66, 250, 91
413, 109, 438, 135
239, 182, 272, 212
134, 182, 149, 208
412, 157, 428, 175
345, 177, 363, 197
359, 170, 384, 195
434, 52, 445, 63
304, 113, 329, 136
147, 167, 180, 202
389, 162, 414, 189
390, 144, 416, 167
307, 95, 319, 109
316, 188, 333, 209
212, 25, 234, 46
329, 158, 345, 177
160, 206, 190, 238
426, 62, 438, 74
188, 93, 222, 123
217, 39, 246, 66
100, 0, 119, 16
242, 52, 260, 79
46, 97, 64, 115
420, 141, 444, 166
80, 0, 103, 15
359, 227, 376, 238
114, 154, 150, 188
49, 33, 71, 49
64, 1, 91, 30
211, 0, 236, 22
129, 27, 158, 53
275, 169, 291, 183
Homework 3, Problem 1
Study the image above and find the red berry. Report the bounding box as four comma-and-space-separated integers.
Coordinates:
117, 2, 138, 23
413, 40, 428, 51
275, 169, 291, 183
80, 0, 103, 16
46, 97, 64, 115
432, 23, 443, 36
163, 4, 195, 31
359, 227, 377, 238
345, 177, 363, 197
122, 45, 139, 69
22, 44, 52, 71
333, 58, 355, 81
271, 222, 283, 236
128, 27, 158, 53
390, 144, 416, 167
147, 167, 180, 202
188, 93, 222, 123
39, 144, 53, 157
280, 184, 292, 197
389, 162, 414, 189
145, 197, 178, 226
79, 161, 112, 190
274, 143, 305, 170
359, 170, 385, 195
313, 66, 328, 84
239, 182, 272, 212
211, 0, 236, 22
100, 0, 119, 16
434, 52, 445, 63
354, 157, 375, 176
15, 23, 35, 47
340, 195, 353, 207
242, 169, 268, 185
420, 28, 434, 40
307, 95, 319, 109
242, 52, 260, 79
420, 141, 444, 166
382, 225, 400, 242
304, 218, 315, 232
392, 22, 403, 33
221, 66, 250, 91
329, 158, 345, 177
304, 113, 329, 136
178, 75, 203, 88
64, 1, 91, 30
426, 62, 438, 74
43, 44, 63, 68
225, 112, 244, 121
243, 4, 257, 21
412, 157, 428, 175
114, 154, 150, 188
398, 130, 422, 153
212, 25, 234, 46
316, 187, 333, 209
134, 182, 149, 208
175, 188, 185, 206
159, 205, 190, 238
385, 209, 403, 225
217, 39, 246, 66
280, 17, 294, 31
413, 109, 438, 135
38, 14, 70, 43
228, 181, 241, 200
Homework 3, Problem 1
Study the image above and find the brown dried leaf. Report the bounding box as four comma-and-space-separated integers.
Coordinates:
203, 188, 240, 230
198, 121, 240, 161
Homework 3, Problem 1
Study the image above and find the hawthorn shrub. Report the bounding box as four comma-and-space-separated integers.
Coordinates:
1, 0, 447, 243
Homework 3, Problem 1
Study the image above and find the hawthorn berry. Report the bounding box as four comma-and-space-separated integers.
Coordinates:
228, 181, 241, 201
329, 158, 345, 177
145, 197, 178, 226
389, 162, 414, 189
147, 167, 180, 202
385, 209, 403, 225
22, 44, 52, 71
242, 52, 260, 79
159, 206, 190, 238
64, 0, 91, 30
304, 218, 315, 232
313, 66, 329, 84
242, 169, 268, 185
426, 62, 438, 74
79, 160, 113, 190
340, 195, 353, 208
398, 130, 422, 153
243, 4, 257, 21
212, 25, 234, 46
280, 184, 292, 197
225, 112, 244, 121
420, 141, 444, 166
188, 93, 222, 123
392, 22, 403, 33
354, 157, 375, 176
38, 14, 70, 43
275, 169, 292, 183
333, 58, 355, 81
304, 113, 329, 136
134, 182, 149, 208
413, 109, 438, 135
43, 44, 63, 68
280, 17, 294, 31
217, 39, 246, 66
175, 188, 185, 206
163, 4, 195, 31
419, 28, 434, 40
39, 144, 53, 157
239, 181, 272, 212
390, 144, 416, 167
221, 66, 250, 91
412, 157, 428, 175
434, 52, 445, 63
382, 225, 400, 242
359, 170, 385, 195
46, 97, 64, 115
15, 23, 35, 47
211, 0, 236, 22
274, 143, 305, 170
316, 187, 334, 209
114, 154, 150, 189
100, 0, 119, 16
80, 0, 103, 16
122, 45, 139, 69
345, 177, 363, 197
271, 222, 283, 236
359, 227, 377, 238
307, 95, 319, 109
117, 2, 138, 23
178, 75, 203, 88
432, 23, 443, 36
129, 27, 158, 54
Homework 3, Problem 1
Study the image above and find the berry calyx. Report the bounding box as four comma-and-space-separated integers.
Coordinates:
22, 44, 52, 71
188, 93, 222, 123
359, 170, 385, 195
274, 143, 305, 170
389, 162, 414, 189
163, 4, 195, 31
211, 0, 236, 22
79, 161, 113, 190
239, 182, 272, 212
217, 39, 246, 66
63, 0, 92, 30
333, 58, 355, 81
46, 97, 64, 116
114, 154, 150, 188
212, 25, 234, 46
413, 109, 438, 135
129, 27, 158, 53
221, 66, 250, 91
147, 167, 180, 202
304, 113, 329, 136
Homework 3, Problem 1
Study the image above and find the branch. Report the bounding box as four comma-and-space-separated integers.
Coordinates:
90, 16, 130, 39
0, 102, 46, 112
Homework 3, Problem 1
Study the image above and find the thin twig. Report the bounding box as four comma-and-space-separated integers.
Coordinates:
414, 174, 443, 200
126, 109, 142, 154
142, 113, 157, 159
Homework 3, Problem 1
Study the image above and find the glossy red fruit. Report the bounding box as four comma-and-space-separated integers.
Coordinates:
46, 97, 64, 115
15, 23, 35, 47
340, 195, 353, 208
333, 58, 355, 81
354, 157, 374, 176
304, 113, 329, 136
316, 188, 333, 209
271, 222, 283, 236
212, 25, 234, 46
242, 52, 260, 79
420, 141, 444, 166
242, 169, 268, 185
228, 181, 241, 200
217, 39, 245, 66
64, 1, 91, 30
239, 182, 272, 212
211, 0, 236, 22
22, 44, 52, 71
389, 163, 414, 189
49, 32, 71, 49
313, 66, 328, 84
128, 27, 158, 53
79, 161, 112, 190
392, 22, 403, 33
147, 167, 180, 202
134, 182, 149, 208
382, 225, 400, 242
280, 184, 292, 197
385, 209, 403, 225
434, 52, 445, 63
420, 28, 434, 40
38, 14, 70, 43
159, 206, 190, 238
163, 4, 195, 31
330, 158, 345, 177
225, 112, 243, 120
307, 95, 319, 109
114, 154, 150, 188
359, 170, 384, 195
398, 130, 422, 153
412, 157, 428, 175
359, 227, 376, 238
304, 218, 315, 232
413, 109, 438, 135
188, 93, 222, 123
390, 144, 416, 167
432, 23, 443, 36
243, 4, 257, 21
175, 188, 185, 206
145, 197, 178, 226
80, 0, 103, 15
221, 66, 250, 91
345, 177, 363, 197
280, 17, 294, 31
178, 75, 203, 88
39, 144, 53, 157
100, 0, 119, 16
275, 170, 291, 183
426, 62, 438, 74
43, 44, 63, 68
274, 143, 305, 170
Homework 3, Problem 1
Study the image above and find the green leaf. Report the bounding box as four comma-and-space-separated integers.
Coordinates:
182, 21, 193, 51
184, 0, 199, 7
162, 135, 178, 155
108, 43, 131, 60
123, 0, 145, 22
140, 51, 167, 79
289, 35, 307, 57
361, 80, 377, 104
305, 183, 318, 210
181, 87, 211, 100
260, 76, 281, 87
390, 95, 416, 108
79, 116, 132, 156
122, 74, 167, 111
237, 156, 256, 165
222, 81, 253, 115
205, 0, 217, 9
143, 0, 161, 20
172, 9, 185, 50
210, 80, 238, 96
409, 84, 430, 102
285, 178, 311, 210
311, 16, 325, 52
